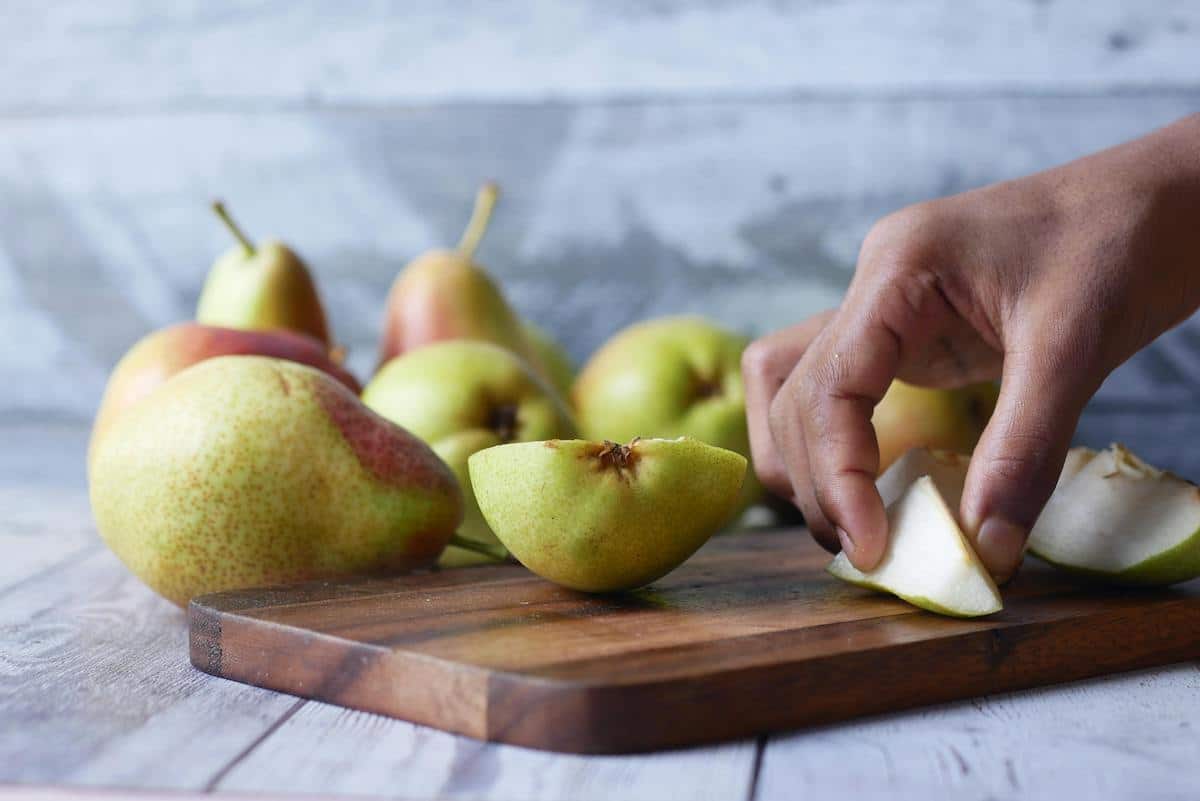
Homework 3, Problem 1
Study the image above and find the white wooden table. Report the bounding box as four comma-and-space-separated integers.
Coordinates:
4, 420, 1199, 800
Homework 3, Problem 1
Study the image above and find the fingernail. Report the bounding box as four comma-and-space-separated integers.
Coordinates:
836, 526, 857, 560
975, 517, 1027, 583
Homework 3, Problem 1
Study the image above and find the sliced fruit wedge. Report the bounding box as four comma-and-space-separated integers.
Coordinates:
828, 475, 1002, 618
877, 448, 970, 510
1028, 444, 1200, 586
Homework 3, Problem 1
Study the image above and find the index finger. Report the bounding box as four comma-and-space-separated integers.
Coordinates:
799, 276, 945, 568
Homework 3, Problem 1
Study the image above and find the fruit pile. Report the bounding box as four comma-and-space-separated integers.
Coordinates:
88, 185, 757, 605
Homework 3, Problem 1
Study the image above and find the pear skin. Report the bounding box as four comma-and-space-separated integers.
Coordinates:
90, 356, 461, 606
470, 437, 747, 592
363, 341, 575, 567
376, 184, 548, 380
197, 202, 331, 345
872, 380, 998, 473
572, 316, 761, 512
90, 323, 360, 467
522, 320, 576, 397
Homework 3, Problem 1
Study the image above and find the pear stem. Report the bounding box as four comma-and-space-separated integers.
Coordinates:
455, 182, 499, 260
447, 534, 509, 564
211, 200, 256, 257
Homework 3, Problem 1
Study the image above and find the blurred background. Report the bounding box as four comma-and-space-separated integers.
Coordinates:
3, 0, 1199, 473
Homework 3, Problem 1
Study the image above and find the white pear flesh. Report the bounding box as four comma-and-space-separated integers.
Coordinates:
828, 476, 1002, 618
877, 448, 970, 510
1028, 444, 1200, 586
1055, 446, 1098, 493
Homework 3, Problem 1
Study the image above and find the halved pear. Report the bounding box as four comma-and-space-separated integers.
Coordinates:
828, 476, 1002, 617
469, 437, 747, 592
1028, 444, 1200, 586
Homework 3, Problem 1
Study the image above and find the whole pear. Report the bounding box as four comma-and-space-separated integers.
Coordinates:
90, 323, 360, 467
522, 320, 575, 397
363, 341, 575, 567
376, 183, 547, 379
572, 316, 762, 512
197, 201, 332, 346
470, 437, 746, 592
873, 380, 998, 473
89, 356, 461, 606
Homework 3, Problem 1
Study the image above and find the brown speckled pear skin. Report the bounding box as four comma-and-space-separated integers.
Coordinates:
470, 438, 747, 592
89, 323, 360, 469
197, 240, 331, 346
89, 356, 461, 607
363, 340, 576, 567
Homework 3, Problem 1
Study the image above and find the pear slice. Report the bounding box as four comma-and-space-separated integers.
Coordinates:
1055, 446, 1098, 493
1028, 444, 1200, 586
828, 476, 1002, 617
877, 448, 970, 510
469, 437, 747, 592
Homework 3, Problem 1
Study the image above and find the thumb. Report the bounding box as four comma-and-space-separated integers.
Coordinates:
960, 345, 1097, 583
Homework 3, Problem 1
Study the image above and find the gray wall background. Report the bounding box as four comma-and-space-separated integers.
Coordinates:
3, 1, 1199, 470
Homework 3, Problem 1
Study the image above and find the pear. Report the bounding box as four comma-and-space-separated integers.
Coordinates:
873, 380, 998, 473
828, 476, 1003, 618
89, 323, 360, 467
197, 201, 332, 346
877, 447, 970, 509
469, 437, 747, 592
89, 356, 462, 606
1055, 446, 1098, 492
522, 320, 576, 397
376, 183, 548, 380
572, 316, 762, 513
362, 341, 575, 567
1028, 444, 1200, 586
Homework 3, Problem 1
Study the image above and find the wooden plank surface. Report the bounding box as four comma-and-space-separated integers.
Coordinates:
190, 529, 1200, 754
4, 422, 1200, 796
6, 1, 1200, 112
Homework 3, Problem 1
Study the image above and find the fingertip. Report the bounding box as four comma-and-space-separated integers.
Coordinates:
974, 516, 1027, 583
839, 485, 889, 571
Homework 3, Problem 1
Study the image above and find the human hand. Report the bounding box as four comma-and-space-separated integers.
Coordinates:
743, 114, 1200, 582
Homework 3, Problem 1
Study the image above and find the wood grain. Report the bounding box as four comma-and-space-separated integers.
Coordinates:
6, 1, 1200, 112
190, 530, 1200, 754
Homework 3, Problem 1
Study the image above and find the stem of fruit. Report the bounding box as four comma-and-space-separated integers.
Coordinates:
448, 534, 508, 563
211, 200, 255, 257
456, 182, 499, 260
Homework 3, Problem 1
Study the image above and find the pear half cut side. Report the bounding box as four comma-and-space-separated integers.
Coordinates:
828, 475, 1003, 618
1028, 444, 1200, 586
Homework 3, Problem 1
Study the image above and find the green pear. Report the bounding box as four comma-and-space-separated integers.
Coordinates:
197, 201, 332, 346
362, 341, 575, 567
522, 320, 575, 397
1028, 444, 1200, 586
828, 476, 1002, 618
376, 183, 548, 381
89, 356, 462, 606
89, 323, 360, 469
572, 316, 762, 513
469, 437, 747, 592
1055, 446, 1097, 492
873, 380, 998, 473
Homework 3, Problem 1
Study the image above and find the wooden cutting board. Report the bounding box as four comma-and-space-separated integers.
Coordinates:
189, 529, 1200, 754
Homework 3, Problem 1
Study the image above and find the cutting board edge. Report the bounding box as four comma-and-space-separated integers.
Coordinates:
190, 592, 1200, 754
